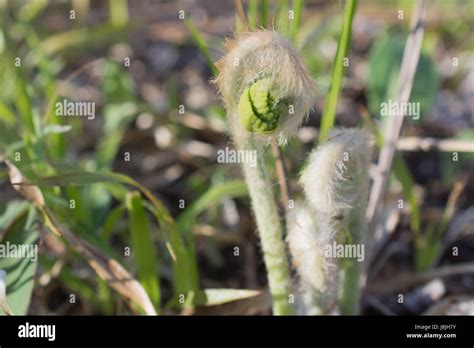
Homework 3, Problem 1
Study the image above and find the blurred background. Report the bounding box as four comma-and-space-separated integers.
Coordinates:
0, 0, 473, 315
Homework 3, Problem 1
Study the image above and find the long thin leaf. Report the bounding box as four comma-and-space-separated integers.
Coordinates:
259, 0, 269, 28
0, 205, 38, 315
277, 0, 289, 36
248, 0, 258, 29
14, 66, 35, 135
184, 19, 218, 76
393, 155, 421, 234
176, 180, 247, 306
290, 0, 304, 42
37, 23, 136, 56
319, 0, 357, 142
177, 180, 248, 230
126, 191, 160, 308
101, 203, 126, 240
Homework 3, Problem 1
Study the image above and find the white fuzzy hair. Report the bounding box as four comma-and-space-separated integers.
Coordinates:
300, 128, 373, 219
287, 128, 373, 314
286, 200, 338, 311
213, 30, 317, 143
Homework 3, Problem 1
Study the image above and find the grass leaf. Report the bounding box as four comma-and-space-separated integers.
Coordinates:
248, 0, 258, 29
277, 0, 289, 36
0, 205, 38, 315
259, 0, 269, 28
126, 191, 161, 308
393, 155, 421, 234
290, 0, 304, 42
184, 19, 218, 76
319, 0, 357, 142
177, 180, 248, 230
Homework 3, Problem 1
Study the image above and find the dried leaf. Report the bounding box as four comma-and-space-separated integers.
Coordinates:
184, 290, 271, 315
6, 160, 44, 206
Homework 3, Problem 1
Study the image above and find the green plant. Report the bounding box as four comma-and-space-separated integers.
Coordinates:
367, 33, 439, 124
214, 29, 317, 315
319, 0, 357, 142
292, 129, 373, 314
1, 0, 467, 319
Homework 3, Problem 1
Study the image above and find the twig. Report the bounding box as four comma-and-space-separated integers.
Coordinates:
366, 262, 474, 294
271, 139, 292, 209
397, 137, 474, 152
365, 0, 427, 244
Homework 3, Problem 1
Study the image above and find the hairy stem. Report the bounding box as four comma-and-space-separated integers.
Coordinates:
339, 201, 365, 314
236, 133, 294, 315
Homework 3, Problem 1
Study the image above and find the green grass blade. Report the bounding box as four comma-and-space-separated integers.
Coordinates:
176, 180, 247, 305
0, 205, 38, 315
126, 191, 160, 308
248, 0, 258, 29
414, 222, 441, 271
259, 0, 269, 28
14, 67, 35, 135
17, 0, 48, 22
101, 202, 126, 240
37, 23, 136, 56
319, 0, 357, 142
177, 180, 248, 230
184, 19, 218, 76
290, 0, 304, 42
108, 0, 129, 27
0, 101, 16, 125
393, 155, 421, 234
277, 0, 289, 36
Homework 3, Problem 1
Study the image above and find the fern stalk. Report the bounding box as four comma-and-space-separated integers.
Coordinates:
237, 133, 293, 314
214, 30, 316, 314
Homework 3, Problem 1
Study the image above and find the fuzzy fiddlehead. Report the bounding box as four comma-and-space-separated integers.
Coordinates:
214, 30, 316, 315
238, 77, 289, 134
286, 201, 338, 314
288, 128, 373, 314
214, 30, 316, 143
